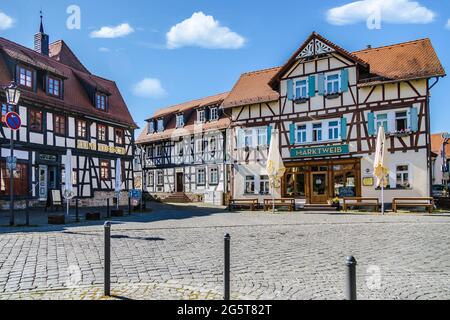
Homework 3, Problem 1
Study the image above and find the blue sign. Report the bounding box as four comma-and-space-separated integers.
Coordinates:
129, 189, 142, 199
5, 112, 21, 131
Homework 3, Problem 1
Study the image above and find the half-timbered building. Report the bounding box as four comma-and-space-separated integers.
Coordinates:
222, 32, 445, 205
136, 93, 230, 204
0, 19, 136, 209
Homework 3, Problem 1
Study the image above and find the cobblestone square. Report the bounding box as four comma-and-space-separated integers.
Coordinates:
0, 203, 450, 300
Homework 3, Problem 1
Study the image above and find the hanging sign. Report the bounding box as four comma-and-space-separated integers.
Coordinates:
291, 144, 350, 158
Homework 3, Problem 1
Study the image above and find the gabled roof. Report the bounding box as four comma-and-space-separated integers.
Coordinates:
221, 67, 281, 109
353, 38, 446, 85
0, 37, 136, 128
49, 40, 90, 74
269, 32, 369, 88
431, 134, 450, 158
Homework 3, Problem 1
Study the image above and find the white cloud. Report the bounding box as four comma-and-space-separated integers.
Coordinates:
166, 12, 245, 49
90, 23, 134, 38
326, 0, 435, 26
446, 19, 450, 30
0, 12, 14, 30
132, 78, 167, 99
98, 47, 111, 52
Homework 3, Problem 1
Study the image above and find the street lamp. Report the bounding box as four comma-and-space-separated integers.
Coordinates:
4, 82, 21, 226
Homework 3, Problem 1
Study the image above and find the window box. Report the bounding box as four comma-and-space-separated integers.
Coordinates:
324, 93, 341, 100
389, 130, 411, 138
293, 97, 309, 104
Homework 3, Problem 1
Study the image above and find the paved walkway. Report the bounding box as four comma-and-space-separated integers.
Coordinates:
0, 203, 450, 300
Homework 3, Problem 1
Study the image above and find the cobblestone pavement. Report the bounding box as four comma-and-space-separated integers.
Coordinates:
0, 203, 450, 300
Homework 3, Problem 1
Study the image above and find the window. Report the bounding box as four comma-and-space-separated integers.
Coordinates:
257, 128, 267, 146
97, 124, 107, 142
260, 175, 270, 195
376, 114, 388, 132
1, 103, 12, 123
96, 94, 107, 111
245, 176, 255, 194
244, 129, 253, 147
296, 125, 307, 144
148, 121, 155, 134
175, 142, 184, 157
197, 168, 206, 185
312, 123, 323, 142
198, 109, 206, 123
0, 161, 28, 196
156, 145, 163, 157
328, 121, 340, 140
210, 107, 219, 121
147, 171, 154, 187
18, 66, 33, 88
209, 167, 219, 185
209, 137, 217, 153
54, 115, 66, 136
48, 77, 61, 97
157, 119, 164, 132
396, 165, 410, 189
326, 74, 340, 95
176, 114, 184, 128
29, 109, 43, 132
115, 129, 124, 145
395, 111, 408, 132
157, 171, 164, 185
100, 160, 110, 181
295, 80, 308, 99
76, 120, 87, 139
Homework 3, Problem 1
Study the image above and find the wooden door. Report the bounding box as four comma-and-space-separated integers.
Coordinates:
310, 172, 328, 204
176, 173, 184, 193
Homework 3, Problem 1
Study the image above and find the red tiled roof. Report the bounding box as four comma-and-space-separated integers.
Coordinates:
0, 37, 136, 128
49, 40, 90, 74
221, 67, 281, 109
431, 134, 450, 158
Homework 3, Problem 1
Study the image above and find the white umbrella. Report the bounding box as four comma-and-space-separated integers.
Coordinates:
63, 149, 74, 217
266, 129, 286, 213
373, 126, 389, 215
115, 158, 122, 209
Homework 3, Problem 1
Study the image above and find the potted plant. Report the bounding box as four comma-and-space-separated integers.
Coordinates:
330, 197, 341, 210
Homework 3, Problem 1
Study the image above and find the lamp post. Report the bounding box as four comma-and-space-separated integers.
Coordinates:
443, 133, 449, 187
4, 82, 21, 226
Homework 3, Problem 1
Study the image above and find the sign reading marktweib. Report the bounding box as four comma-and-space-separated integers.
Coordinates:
291, 144, 350, 158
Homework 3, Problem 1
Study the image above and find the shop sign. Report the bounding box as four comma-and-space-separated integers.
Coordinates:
39, 154, 58, 162
363, 176, 375, 187
291, 145, 350, 158
77, 141, 126, 155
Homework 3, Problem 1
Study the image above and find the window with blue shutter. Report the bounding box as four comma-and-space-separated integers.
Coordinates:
318, 74, 325, 96
308, 75, 316, 97
287, 79, 294, 100
267, 126, 272, 145
237, 128, 244, 149
409, 107, 419, 132
340, 117, 347, 140
340, 69, 349, 92
289, 123, 296, 144
367, 112, 375, 136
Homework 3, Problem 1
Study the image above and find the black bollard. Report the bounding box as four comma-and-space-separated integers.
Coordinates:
104, 222, 111, 296
25, 199, 30, 227
107, 198, 110, 219
76, 198, 79, 222
345, 256, 357, 300
224, 233, 231, 300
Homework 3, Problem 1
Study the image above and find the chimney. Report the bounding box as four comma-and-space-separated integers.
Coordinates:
34, 11, 49, 56
366, 44, 372, 49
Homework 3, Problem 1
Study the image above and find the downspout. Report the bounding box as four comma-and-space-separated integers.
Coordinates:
427, 77, 440, 197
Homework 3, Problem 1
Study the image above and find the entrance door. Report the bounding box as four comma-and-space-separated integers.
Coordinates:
48, 166, 57, 190
311, 173, 328, 204
176, 172, 184, 193
38, 165, 48, 200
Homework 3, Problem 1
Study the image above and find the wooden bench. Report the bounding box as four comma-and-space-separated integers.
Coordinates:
229, 199, 259, 211
393, 198, 434, 214
343, 198, 380, 212
263, 199, 295, 212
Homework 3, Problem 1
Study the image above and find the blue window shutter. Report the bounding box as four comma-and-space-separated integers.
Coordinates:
308, 75, 316, 97
368, 112, 375, 136
409, 107, 419, 132
340, 117, 347, 140
289, 123, 296, 145
267, 126, 272, 145
341, 69, 349, 92
287, 79, 294, 100
237, 129, 244, 148
318, 73, 325, 96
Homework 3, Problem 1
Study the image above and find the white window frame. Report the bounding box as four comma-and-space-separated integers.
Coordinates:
257, 128, 267, 147
176, 114, 184, 128
148, 121, 155, 134
209, 167, 219, 185
296, 125, 307, 144
157, 119, 164, 132
294, 79, 308, 99
210, 107, 219, 121
196, 167, 206, 185
156, 145, 163, 157
376, 113, 389, 133
328, 121, 340, 141
198, 109, 206, 123
395, 164, 411, 189
244, 129, 254, 147
259, 175, 270, 195
326, 73, 340, 95
157, 170, 164, 186
148, 171, 154, 187
245, 176, 255, 194
395, 110, 409, 132
209, 137, 217, 153
312, 123, 323, 142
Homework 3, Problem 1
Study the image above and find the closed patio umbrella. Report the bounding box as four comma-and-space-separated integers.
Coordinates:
373, 126, 389, 215
115, 158, 122, 209
63, 149, 74, 217
266, 129, 286, 213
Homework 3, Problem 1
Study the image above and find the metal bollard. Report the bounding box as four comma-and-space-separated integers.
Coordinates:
25, 199, 30, 227
107, 198, 110, 219
345, 256, 357, 300
104, 222, 111, 296
128, 197, 132, 215
224, 233, 231, 300
75, 198, 79, 222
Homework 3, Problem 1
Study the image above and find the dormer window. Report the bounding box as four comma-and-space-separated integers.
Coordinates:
210, 107, 219, 121
47, 76, 61, 97
148, 121, 155, 134
96, 93, 107, 111
198, 109, 206, 123
176, 114, 184, 128
18, 66, 33, 88
157, 119, 164, 132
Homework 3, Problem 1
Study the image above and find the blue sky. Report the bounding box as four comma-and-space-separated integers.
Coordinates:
0, 0, 449, 135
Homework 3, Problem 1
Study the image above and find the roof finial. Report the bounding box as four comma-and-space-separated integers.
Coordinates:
39, 9, 44, 33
